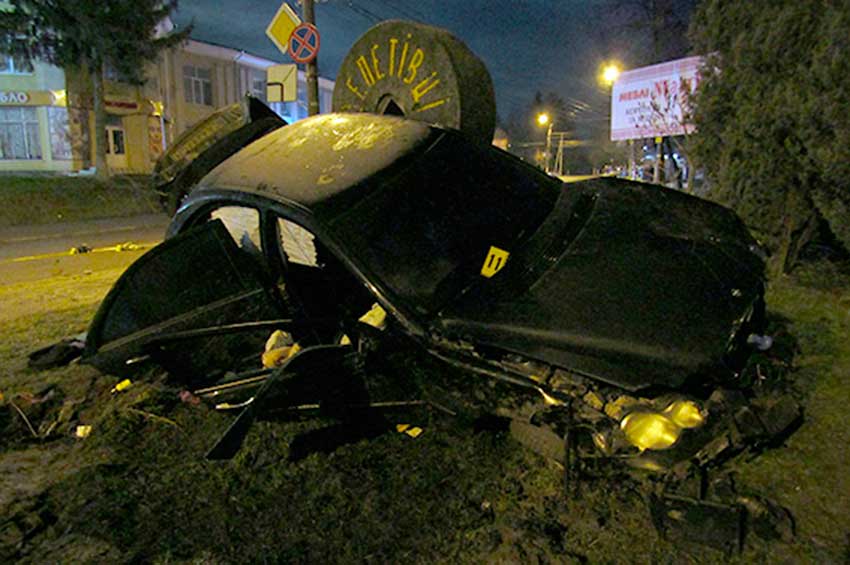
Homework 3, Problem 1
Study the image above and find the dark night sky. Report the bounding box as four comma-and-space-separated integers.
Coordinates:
171, 0, 627, 125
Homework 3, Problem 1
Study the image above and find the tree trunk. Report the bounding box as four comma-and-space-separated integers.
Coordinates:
686, 156, 696, 193
92, 61, 110, 181
768, 186, 817, 278
653, 137, 662, 183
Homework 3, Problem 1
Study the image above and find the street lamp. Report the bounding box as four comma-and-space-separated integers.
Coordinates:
601, 63, 621, 86
536, 112, 553, 173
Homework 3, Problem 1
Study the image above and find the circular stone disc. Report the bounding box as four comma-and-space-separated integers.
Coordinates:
332, 20, 496, 144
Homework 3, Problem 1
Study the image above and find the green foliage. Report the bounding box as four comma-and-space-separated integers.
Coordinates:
689, 1, 850, 273
0, 1, 190, 80
0, 1, 192, 179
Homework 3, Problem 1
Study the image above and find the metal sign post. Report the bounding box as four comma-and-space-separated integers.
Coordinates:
302, 0, 320, 116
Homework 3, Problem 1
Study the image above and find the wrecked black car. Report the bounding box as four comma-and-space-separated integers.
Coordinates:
82, 112, 798, 550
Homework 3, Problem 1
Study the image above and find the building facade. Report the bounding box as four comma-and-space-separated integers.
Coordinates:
0, 39, 334, 175
0, 54, 73, 173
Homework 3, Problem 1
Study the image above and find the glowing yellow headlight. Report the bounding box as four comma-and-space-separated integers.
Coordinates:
663, 399, 705, 429
620, 399, 705, 451
620, 411, 682, 451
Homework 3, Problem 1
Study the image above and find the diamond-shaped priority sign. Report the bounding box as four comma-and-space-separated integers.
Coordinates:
266, 2, 301, 56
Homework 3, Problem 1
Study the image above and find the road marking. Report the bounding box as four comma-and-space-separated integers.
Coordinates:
0, 241, 157, 265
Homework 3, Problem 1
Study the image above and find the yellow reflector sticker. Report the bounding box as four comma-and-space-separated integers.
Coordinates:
481, 246, 509, 278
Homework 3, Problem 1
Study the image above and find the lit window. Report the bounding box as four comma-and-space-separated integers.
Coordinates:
0, 54, 34, 75
111, 129, 125, 155
183, 65, 213, 106
250, 69, 266, 102
0, 107, 41, 160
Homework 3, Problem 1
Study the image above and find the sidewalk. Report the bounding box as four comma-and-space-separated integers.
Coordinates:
0, 213, 171, 261
0, 213, 170, 244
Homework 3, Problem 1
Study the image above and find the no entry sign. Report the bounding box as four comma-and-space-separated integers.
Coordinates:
288, 23, 320, 64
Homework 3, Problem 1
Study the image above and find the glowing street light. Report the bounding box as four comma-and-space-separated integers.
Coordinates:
536, 113, 554, 173
601, 63, 621, 86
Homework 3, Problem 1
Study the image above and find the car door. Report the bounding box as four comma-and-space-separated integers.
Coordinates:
83, 215, 289, 384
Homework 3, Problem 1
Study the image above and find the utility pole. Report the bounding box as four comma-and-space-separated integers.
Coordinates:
553, 133, 565, 177
302, 0, 320, 116
653, 136, 663, 184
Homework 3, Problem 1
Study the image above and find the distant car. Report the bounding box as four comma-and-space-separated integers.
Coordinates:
83, 113, 796, 495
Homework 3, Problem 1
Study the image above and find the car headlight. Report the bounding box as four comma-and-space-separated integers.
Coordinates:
620, 399, 705, 451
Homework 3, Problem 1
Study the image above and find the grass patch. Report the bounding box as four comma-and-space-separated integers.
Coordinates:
0, 175, 161, 228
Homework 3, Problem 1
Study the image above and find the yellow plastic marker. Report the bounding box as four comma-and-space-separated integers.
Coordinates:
111, 379, 133, 394
358, 303, 388, 330
481, 246, 509, 278
75, 425, 92, 438
395, 424, 423, 438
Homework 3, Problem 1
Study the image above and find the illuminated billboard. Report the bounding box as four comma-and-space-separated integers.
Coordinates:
610, 56, 703, 141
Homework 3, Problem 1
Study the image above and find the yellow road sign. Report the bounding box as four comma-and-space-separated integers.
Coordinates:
267, 64, 297, 102
266, 2, 302, 56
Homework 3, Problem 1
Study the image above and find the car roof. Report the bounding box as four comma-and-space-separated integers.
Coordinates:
195, 113, 435, 217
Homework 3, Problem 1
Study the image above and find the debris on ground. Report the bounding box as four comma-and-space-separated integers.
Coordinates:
261, 330, 299, 368
178, 390, 201, 406
68, 245, 91, 255
27, 333, 86, 370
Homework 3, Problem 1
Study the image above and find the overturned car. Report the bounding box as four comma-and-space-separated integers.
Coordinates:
82, 111, 798, 550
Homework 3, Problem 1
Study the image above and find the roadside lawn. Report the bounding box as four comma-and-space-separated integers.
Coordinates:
0, 176, 161, 228
1, 258, 848, 563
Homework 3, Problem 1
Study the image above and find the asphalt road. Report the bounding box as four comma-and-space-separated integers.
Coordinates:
0, 214, 170, 286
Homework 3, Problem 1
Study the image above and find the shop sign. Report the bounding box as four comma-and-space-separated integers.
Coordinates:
105, 99, 140, 114
0, 90, 30, 104
0, 90, 61, 106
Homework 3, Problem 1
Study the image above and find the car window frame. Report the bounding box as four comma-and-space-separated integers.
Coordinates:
170, 189, 429, 340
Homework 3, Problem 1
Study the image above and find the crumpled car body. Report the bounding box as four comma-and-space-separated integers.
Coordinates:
82, 113, 797, 548
88, 112, 766, 386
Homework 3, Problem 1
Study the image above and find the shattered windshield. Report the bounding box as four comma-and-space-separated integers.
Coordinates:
330, 133, 561, 315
